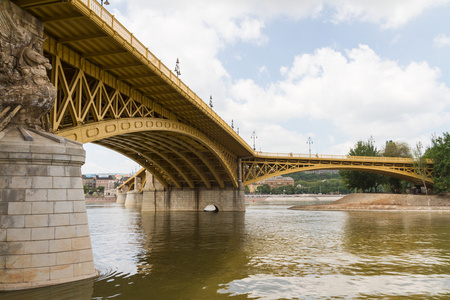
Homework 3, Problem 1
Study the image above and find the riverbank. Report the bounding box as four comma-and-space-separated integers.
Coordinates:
85, 196, 117, 203
289, 193, 450, 211
246, 194, 343, 205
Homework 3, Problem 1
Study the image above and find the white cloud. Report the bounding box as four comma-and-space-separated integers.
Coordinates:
224, 45, 450, 154
434, 34, 450, 47
329, 0, 450, 29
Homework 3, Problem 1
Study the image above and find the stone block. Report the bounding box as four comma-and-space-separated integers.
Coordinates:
55, 226, 77, 239
48, 189, 67, 201
47, 166, 65, 177
70, 177, 82, 189
52, 177, 71, 189
25, 215, 49, 228
0, 269, 24, 283
6, 228, 31, 241
31, 253, 56, 268
52, 154, 71, 162
0, 177, 10, 189
0, 203, 7, 215
67, 189, 85, 201
23, 267, 50, 282
54, 201, 73, 213
9, 152, 32, 160
49, 238, 71, 252
3, 190, 26, 203
65, 166, 81, 177
0, 255, 4, 268
66, 147, 85, 156
23, 240, 49, 254
72, 237, 91, 250
31, 202, 53, 214
1, 215, 25, 228
73, 261, 96, 277
73, 201, 87, 213
0, 229, 6, 242
50, 264, 73, 280
78, 249, 94, 263
49, 214, 70, 226
0, 165, 26, 176
31, 144, 66, 154
0, 144, 30, 153
8, 202, 32, 215
32, 177, 52, 189
25, 189, 48, 202
6, 254, 31, 269
56, 251, 78, 265
76, 224, 90, 237
31, 153, 53, 161
2, 241, 24, 255
31, 227, 55, 241
25, 165, 48, 176
70, 213, 88, 226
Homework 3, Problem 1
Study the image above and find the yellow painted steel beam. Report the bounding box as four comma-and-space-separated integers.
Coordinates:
241, 153, 433, 186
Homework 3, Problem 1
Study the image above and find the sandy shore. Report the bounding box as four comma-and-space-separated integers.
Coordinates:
289, 193, 450, 211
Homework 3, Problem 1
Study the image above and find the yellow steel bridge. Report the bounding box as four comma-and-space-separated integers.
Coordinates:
12, 0, 433, 190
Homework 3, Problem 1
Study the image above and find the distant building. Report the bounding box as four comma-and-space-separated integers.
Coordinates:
96, 175, 116, 196
82, 174, 118, 196
82, 175, 96, 189
262, 176, 294, 188
247, 176, 295, 193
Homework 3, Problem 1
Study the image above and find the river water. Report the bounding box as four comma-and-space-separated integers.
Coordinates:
3, 201, 450, 299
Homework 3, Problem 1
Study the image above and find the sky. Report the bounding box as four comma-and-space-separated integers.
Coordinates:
82, 0, 450, 174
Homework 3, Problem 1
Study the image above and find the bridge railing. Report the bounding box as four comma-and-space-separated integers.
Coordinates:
75, 0, 251, 150
253, 152, 422, 163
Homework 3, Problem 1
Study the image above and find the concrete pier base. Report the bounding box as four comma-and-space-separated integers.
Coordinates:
116, 192, 126, 204
124, 191, 143, 207
0, 126, 98, 290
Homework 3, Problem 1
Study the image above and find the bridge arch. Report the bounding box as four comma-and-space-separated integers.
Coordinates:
58, 118, 239, 189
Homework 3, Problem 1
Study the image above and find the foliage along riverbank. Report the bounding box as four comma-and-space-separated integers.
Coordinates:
289, 193, 450, 211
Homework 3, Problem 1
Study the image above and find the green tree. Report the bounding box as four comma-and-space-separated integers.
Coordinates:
244, 186, 250, 194
426, 132, 450, 193
339, 140, 385, 192
381, 140, 412, 193
256, 184, 271, 194
413, 142, 429, 194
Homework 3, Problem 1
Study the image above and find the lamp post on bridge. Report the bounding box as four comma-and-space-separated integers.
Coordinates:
101, 0, 110, 6
307, 137, 313, 157
174, 58, 181, 77
251, 131, 257, 151
369, 135, 375, 156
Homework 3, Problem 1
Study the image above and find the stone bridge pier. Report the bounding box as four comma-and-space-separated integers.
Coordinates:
0, 0, 97, 290
120, 171, 245, 212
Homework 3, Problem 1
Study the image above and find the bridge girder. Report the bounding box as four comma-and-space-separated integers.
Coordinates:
242, 155, 434, 187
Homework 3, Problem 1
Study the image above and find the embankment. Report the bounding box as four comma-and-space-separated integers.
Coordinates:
289, 193, 450, 211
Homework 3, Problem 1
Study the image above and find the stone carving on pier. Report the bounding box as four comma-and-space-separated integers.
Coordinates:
0, 0, 56, 132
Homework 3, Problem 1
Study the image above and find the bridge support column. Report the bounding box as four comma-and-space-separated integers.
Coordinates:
124, 191, 143, 207
141, 174, 245, 212
0, 127, 97, 290
116, 192, 126, 204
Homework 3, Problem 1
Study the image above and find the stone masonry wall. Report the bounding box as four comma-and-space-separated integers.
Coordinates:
0, 127, 97, 290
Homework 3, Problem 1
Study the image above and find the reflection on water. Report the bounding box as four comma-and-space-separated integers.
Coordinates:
2, 203, 450, 299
